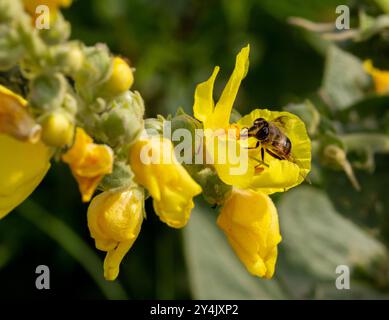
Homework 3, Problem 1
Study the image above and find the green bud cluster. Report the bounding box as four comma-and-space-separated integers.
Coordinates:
0, 0, 144, 193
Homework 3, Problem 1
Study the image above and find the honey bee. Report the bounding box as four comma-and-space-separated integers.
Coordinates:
243, 116, 293, 164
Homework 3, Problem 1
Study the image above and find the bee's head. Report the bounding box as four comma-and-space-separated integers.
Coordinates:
248, 118, 269, 139
253, 118, 267, 127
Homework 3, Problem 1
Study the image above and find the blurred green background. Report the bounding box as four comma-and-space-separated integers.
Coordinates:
1, 0, 389, 299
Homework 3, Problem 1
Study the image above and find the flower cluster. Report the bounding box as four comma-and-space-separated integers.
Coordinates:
0, 0, 311, 281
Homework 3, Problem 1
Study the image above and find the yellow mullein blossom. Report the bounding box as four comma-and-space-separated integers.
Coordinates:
62, 128, 114, 202
23, 0, 72, 17
129, 136, 202, 228
88, 187, 144, 280
217, 189, 281, 279
0, 85, 41, 142
363, 60, 389, 95
0, 85, 51, 219
193, 45, 311, 194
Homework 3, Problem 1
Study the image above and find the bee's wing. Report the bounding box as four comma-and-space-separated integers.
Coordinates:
271, 116, 291, 130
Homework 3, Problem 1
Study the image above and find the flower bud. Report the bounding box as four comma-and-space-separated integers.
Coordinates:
170, 113, 202, 155
0, 0, 23, 23
96, 91, 144, 147
0, 26, 24, 71
101, 57, 134, 97
74, 44, 111, 100
51, 42, 84, 74
29, 73, 66, 113
195, 167, 232, 206
40, 112, 74, 147
145, 117, 164, 136
39, 12, 71, 44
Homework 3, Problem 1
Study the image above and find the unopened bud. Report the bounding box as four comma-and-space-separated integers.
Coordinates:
40, 112, 74, 147
195, 167, 232, 206
101, 57, 134, 97
0, 26, 24, 71
51, 42, 84, 74
29, 73, 67, 113
96, 91, 144, 147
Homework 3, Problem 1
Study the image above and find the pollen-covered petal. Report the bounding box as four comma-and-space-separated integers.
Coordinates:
212, 45, 250, 129
193, 66, 219, 124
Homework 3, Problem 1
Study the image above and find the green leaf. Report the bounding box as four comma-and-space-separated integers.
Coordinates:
184, 200, 287, 299
277, 187, 387, 298
321, 46, 371, 110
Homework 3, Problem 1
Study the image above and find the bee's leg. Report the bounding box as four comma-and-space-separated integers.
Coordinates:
245, 140, 260, 149
250, 156, 269, 168
260, 146, 265, 161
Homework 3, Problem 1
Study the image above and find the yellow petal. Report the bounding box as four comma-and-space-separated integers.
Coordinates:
87, 188, 144, 281
216, 109, 311, 194
193, 66, 219, 124
0, 85, 41, 143
0, 86, 51, 219
217, 189, 281, 279
104, 240, 134, 281
363, 59, 389, 95
212, 45, 250, 129
62, 128, 113, 202
129, 137, 202, 228
0, 134, 51, 219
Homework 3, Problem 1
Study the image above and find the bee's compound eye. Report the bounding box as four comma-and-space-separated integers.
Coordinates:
258, 126, 269, 139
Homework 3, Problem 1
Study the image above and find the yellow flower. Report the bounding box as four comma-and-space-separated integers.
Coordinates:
230, 109, 311, 194
62, 128, 114, 202
0, 85, 51, 219
0, 85, 41, 142
363, 60, 389, 95
193, 45, 311, 194
23, 0, 72, 16
88, 187, 143, 281
102, 57, 134, 97
193, 45, 249, 130
217, 189, 281, 279
129, 136, 202, 228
